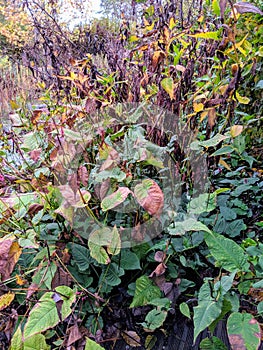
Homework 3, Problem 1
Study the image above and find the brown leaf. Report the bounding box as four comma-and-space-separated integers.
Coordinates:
154, 251, 165, 263
134, 179, 164, 216
29, 148, 42, 162
219, 0, 228, 20
234, 2, 263, 15
26, 283, 39, 300
149, 263, 166, 277
27, 203, 44, 217
0, 240, 22, 281
67, 324, 82, 346
131, 222, 145, 243
78, 166, 89, 186
51, 266, 73, 289
122, 330, 141, 347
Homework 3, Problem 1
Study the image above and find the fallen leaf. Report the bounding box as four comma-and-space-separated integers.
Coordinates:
122, 330, 141, 347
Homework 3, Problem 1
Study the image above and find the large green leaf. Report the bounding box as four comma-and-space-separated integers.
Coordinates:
119, 250, 141, 270
101, 187, 132, 211
187, 193, 217, 215
88, 226, 121, 264
130, 276, 161, 308
101, 263, 124, 286
71, 243, 90, 271
227, 312, 261, 350
168, 217, 211, 235
10, 326, 23, 350
205, 231, 250, 272
193, 282, 223, 343
24, 334, 50, 350
24, 286, 75, 339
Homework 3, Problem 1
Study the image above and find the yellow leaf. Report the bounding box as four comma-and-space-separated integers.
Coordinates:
169, 17, 176, 30
193, 102, 204, 113
236, 92, 250, 104
0, 292, 15, 311
161, 78, 174, 99
219, 157, 231, 171
230, 125, 243, 138
200, 110, 208, 122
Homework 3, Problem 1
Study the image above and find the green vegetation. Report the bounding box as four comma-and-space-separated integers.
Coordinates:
0, 0, 262, 349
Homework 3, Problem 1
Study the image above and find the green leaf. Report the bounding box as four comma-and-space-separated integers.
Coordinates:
84, 337, 104, 350
205, 231, 250, 272
130, 276, 161, 308
102, 263, 124, 286
200, 336, 228, 350
212, 0, 220, 16
101, 187, 132, 211
257, 301, 263, 315
212, 146, 234, 156
193, 282, 223, 343
21, 132, 42, 150
188, 193, 217, 214
161, 77, 174, 99
227, 312, 261, 350
179, 302, 191, 319
95, 168, 126, 183
142, 309, 168, 330
190, 31, 219, 40
71, 244, 90, 271
24, 334, 50, 350
199, 134, 229, 148
169, 218, 212, 235
24, 286, 75, 339
119, 250, 141, 270
88, 226, 121, 264
10, 326, 23, 350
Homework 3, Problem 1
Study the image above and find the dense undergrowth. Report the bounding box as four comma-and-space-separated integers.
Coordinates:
0, 0, 263, 349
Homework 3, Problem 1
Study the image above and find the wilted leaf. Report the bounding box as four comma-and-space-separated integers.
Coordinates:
161, 77, 174, 99
101, 187, 132, 211
0, 292, 15, 311
88, 226, 121, 264
122, 330, 141, 347
145, 335, 157, 350
149, 263, 166, 277
230, 125, 244, 138
234, 2, 263, 15
0, 239, 22, 281
67, 324, 82, 346
236, 92, 250, 104
227, 312, 261, 350
134, 179, 164, 216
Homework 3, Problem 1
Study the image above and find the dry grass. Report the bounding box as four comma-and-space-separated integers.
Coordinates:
0, 60, 39, 116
